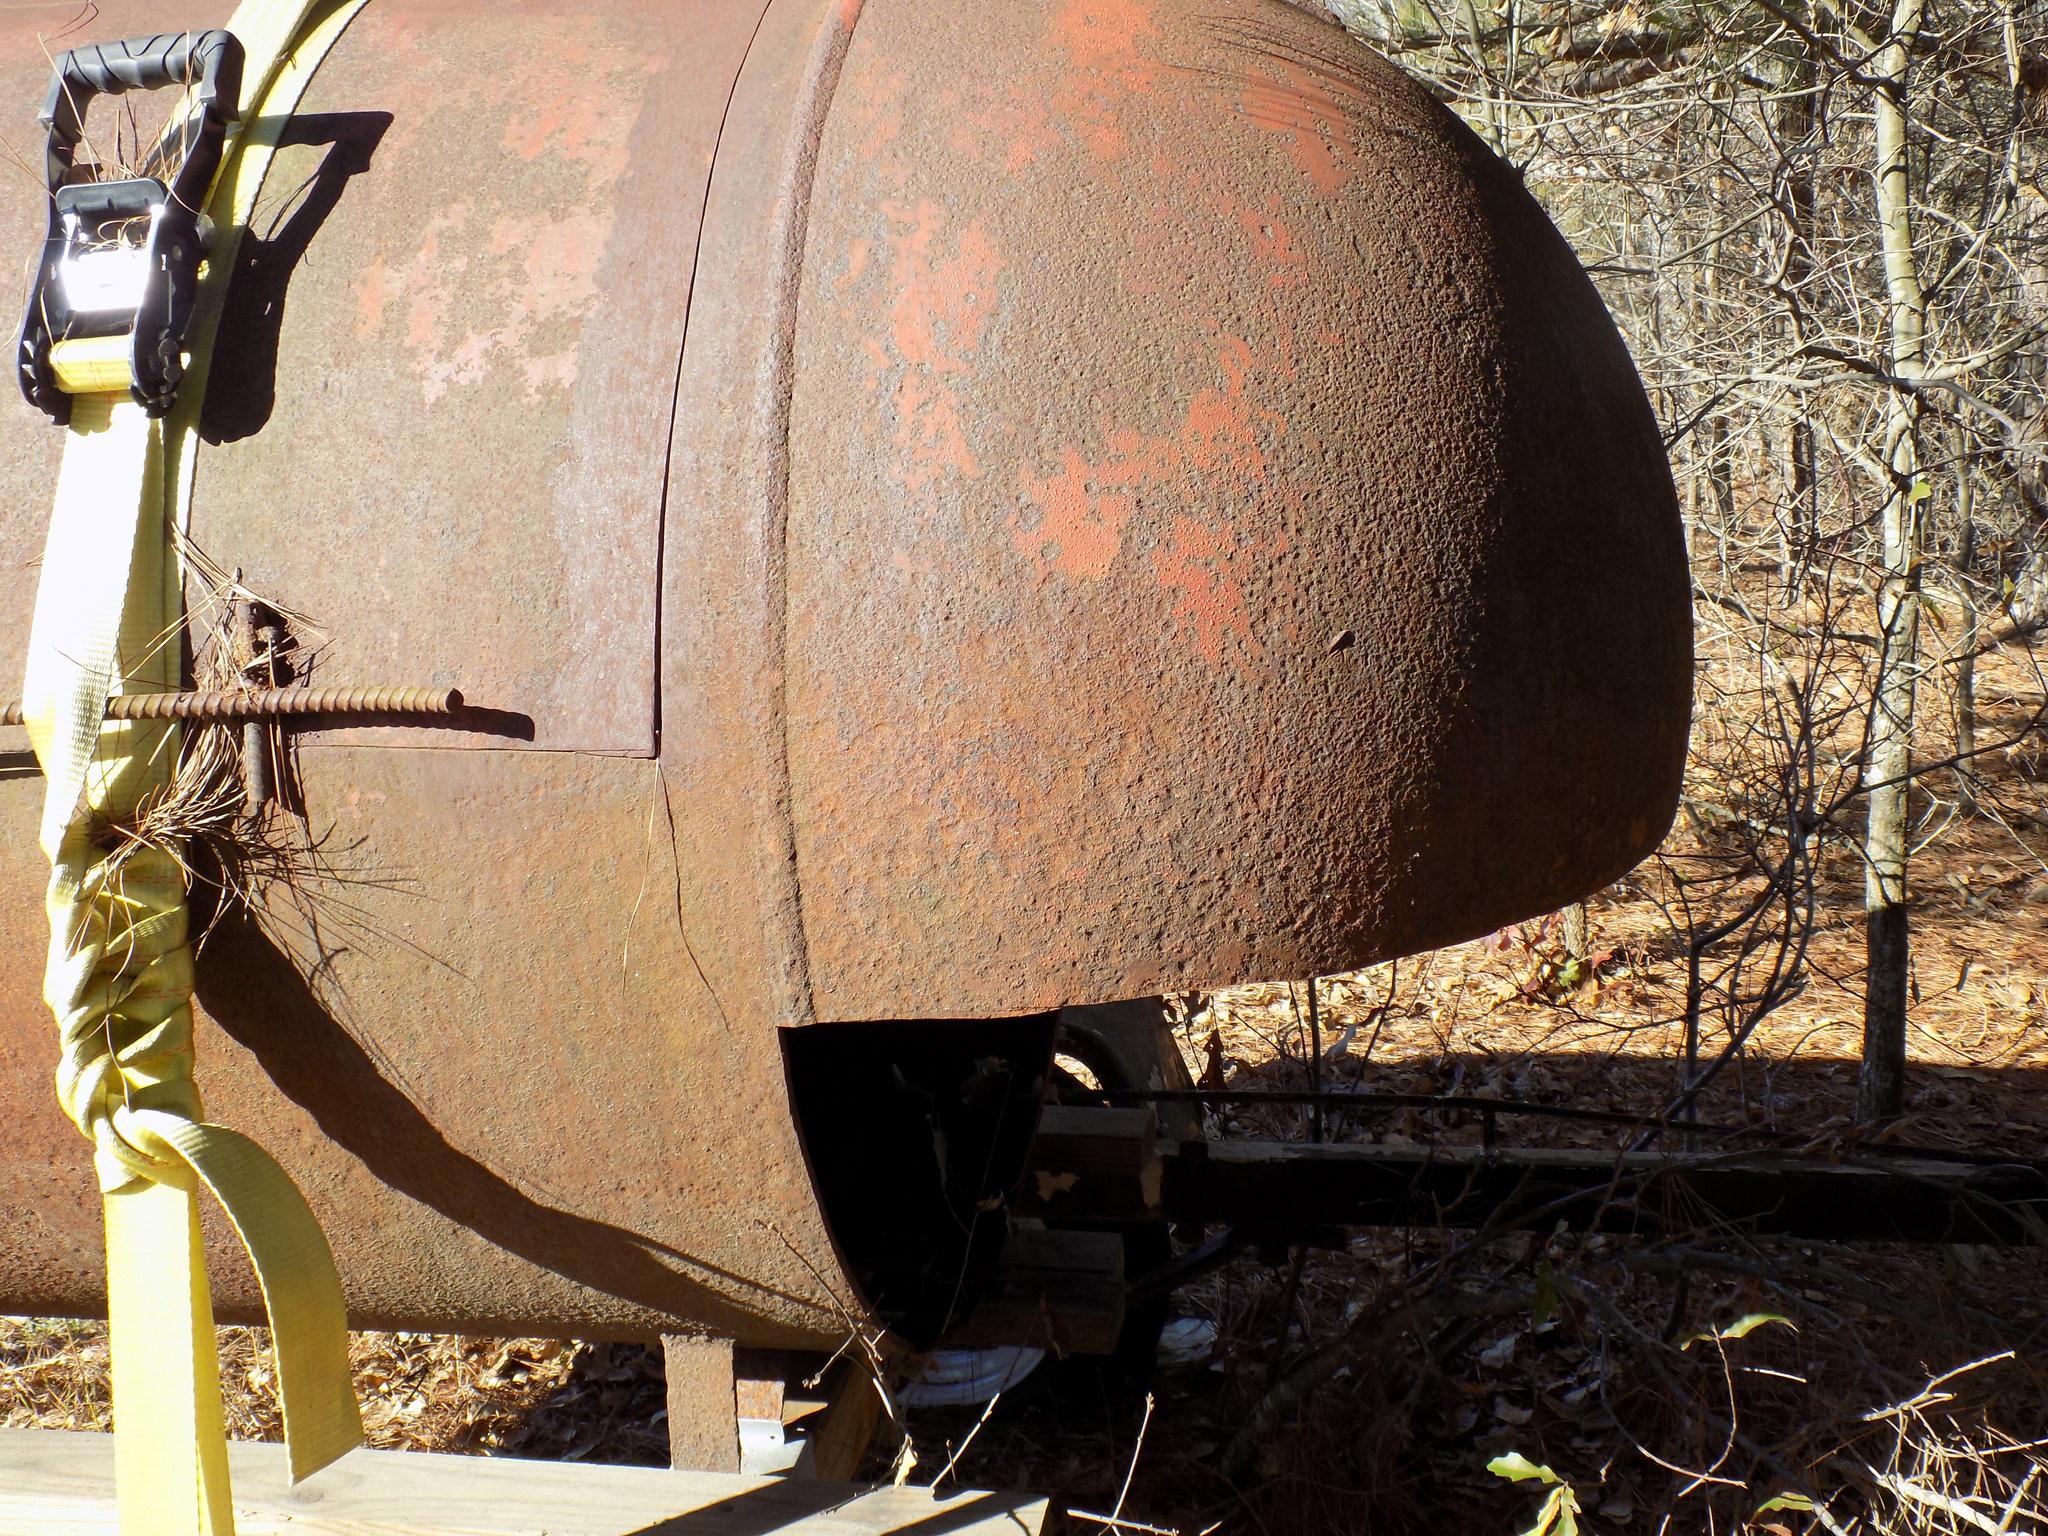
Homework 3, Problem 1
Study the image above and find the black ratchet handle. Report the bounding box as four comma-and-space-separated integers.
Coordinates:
40, 31, 243, 152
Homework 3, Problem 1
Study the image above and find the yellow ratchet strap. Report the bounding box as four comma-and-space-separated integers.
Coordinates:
20, 2, 370, 1531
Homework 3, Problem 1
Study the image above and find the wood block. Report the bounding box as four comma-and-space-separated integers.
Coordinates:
950, 1226, 1125, 1356
733, 1349, 788, 1426
0, 1427, 1048, 1535
792, 1361, 887, 1482
661, 1333, 739, 1474
1032, 1106, 1156, 1176
1023, 1106, 1161, 1221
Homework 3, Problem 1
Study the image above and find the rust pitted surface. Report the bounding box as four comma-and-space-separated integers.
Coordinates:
0, 747, 852, 1344
664, 0, 870, 1041
186, 0, 707, 754
0, 0, 721, 755
0, 0, 857, 1346
0, 0, 1689, 1344
779, 0, 1690, 1016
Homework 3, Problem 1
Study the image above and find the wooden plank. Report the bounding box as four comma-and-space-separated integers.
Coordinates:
1161, 1139, 2048, 1245
0, 1428, 1047, 1536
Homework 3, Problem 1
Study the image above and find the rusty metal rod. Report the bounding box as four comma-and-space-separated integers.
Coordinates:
1, 686, 463, 727
1092, 1087, 2039, 1167
1159, 1139, 2048, 1247
241, 601, 282, 815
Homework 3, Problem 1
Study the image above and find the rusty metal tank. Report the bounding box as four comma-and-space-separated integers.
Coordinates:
0, 0, 1692, 1347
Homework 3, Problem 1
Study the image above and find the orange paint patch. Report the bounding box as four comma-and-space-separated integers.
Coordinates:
891, 549, 936, 577
521, 352, 578, 394
1180, 335, 1275, 480
1013, 337, 1290, 651
1149, 515, 1259, 665
407, 293, 437, 350
393, 34, 646, 403
351, 253, 392, 339
518, 212, 604, 321
845, 69, 907, 163
1045, 0, 1159, 164
401, 207, 466, 355
1012, 448, 1140, 583
503, 104, 564, 161
854, 201, 1007, 495
1078, 107, 1129, 161
398, 199, 615, 403
1238, 63, 1358, 197
837, 237, 872, 292
501, 95, 626, 180
886, 201, 1003, 372
858, 336, 889, 395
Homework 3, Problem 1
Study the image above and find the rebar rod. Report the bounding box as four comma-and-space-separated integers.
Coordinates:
2, 686, 462, 726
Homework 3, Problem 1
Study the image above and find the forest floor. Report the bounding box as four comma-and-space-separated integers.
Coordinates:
6, 651, 2047, 1534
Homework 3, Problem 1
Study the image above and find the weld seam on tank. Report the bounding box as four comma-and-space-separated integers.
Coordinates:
653, 0, 779, 767
748, 0, 870, 1030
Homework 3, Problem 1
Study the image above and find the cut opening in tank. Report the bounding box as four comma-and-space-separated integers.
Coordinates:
781, 1014, 1057, 1347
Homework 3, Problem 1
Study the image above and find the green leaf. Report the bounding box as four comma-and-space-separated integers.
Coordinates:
1681, 1311, 1795, 1350
1757, 1491, 1817, 1514
1718, 1311, 1794, 1341
1907, 477, 1933, 504
1521, 1483, 1582, 1536
1488, 1452, 1562, 1485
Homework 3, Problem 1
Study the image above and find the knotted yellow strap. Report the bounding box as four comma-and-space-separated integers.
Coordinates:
21, 3, 370, 1531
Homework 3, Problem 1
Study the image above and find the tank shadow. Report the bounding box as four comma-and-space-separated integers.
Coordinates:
193, 899, 827, 1335
201, 109, 391, 445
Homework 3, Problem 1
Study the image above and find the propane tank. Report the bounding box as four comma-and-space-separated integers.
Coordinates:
0, 0, 1690, 1347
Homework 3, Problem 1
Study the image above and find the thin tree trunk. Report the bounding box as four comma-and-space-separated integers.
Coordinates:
1704, 412, 1736, 539
1954, 429, 1979, 817
1560, 899, 1592, 990
1456, 0, 1507, 154
1859, 0, 1928, 1126
1562, 901, 1589, 967
1700, 143, 1737, 562
1778, 33, 1819, 586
